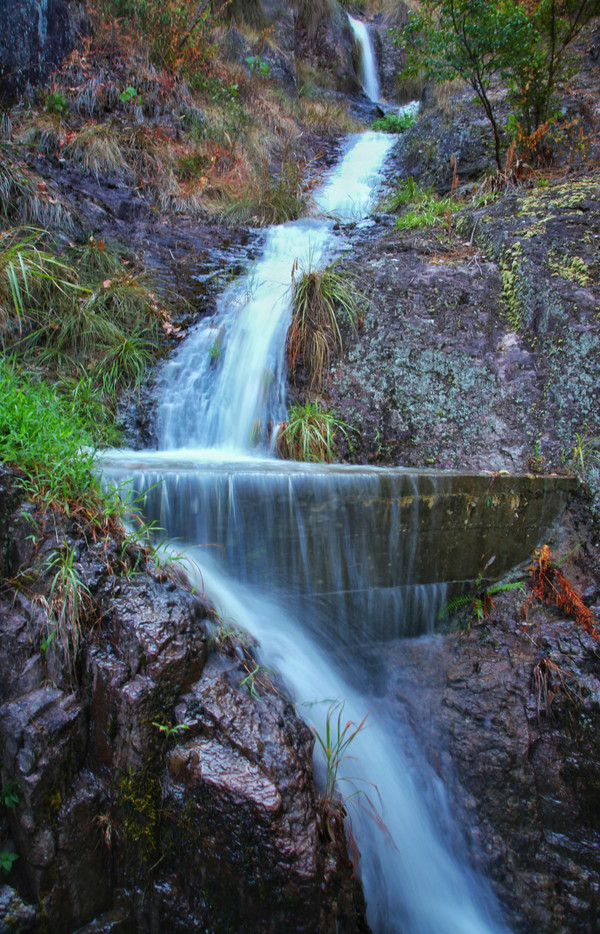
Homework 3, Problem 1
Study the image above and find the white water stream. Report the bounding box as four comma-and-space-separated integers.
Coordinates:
103, 125, 512, 933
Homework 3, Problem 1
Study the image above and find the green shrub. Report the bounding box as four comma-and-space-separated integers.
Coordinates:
371, 111, 416, 133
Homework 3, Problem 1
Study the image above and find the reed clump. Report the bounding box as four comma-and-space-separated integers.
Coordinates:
288, 258, 363, 389
277, 401, 351, 463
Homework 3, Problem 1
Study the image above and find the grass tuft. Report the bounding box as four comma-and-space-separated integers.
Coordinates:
288, 258, 363, 389
277, 401, 352, 463
62, 123, 129, 178
381, 177, 459, 230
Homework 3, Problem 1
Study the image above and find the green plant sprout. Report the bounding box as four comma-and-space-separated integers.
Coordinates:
119, 86, 142, 106
1, 782, 19, 809
40, 630, 56, 655
312, 701, 368, 810
277, 401, 352, 463
371, 111, 416, 133
152, 722, 190, 739
439, 556, 525, 627
0, 851, 18, 874
245, 55, 270, 78
208, 335, 222, 360
570, 432, 600, 473
44, 541, 93, 671
239, 663, 275, 701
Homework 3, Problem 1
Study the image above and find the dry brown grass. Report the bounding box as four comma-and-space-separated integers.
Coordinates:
371, 0, 414, 25
299, 99, 364, 134
429, 77, 469, 115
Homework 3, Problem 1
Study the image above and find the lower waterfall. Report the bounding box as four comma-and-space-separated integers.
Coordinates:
100, 131, 542, 933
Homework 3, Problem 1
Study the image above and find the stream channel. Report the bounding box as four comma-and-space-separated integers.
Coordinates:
101, 50, 570, 933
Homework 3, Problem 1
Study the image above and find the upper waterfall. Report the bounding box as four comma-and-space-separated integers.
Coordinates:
348, 14, 381, 102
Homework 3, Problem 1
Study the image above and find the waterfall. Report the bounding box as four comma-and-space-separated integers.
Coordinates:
348, 14, 381, 103
156, 132, 395, 452
101, 134, 526, 934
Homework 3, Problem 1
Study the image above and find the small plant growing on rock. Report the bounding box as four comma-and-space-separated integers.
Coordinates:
152, 721, 190, 739
439, 556, 525, 627
570, 432, 600, 474
1, 782, 19, 810
239, 663, 276, 701
44, 541, 94, 673
0, 851, 18, 875
313, 702, 368, 812
524, 545, 599, 641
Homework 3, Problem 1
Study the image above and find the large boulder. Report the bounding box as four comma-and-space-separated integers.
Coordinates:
0, 467, 365, 933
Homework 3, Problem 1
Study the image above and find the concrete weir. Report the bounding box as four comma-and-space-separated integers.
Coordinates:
102, 454, 577, 642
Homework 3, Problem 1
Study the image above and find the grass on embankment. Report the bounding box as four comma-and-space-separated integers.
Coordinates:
0, 222, 171, 518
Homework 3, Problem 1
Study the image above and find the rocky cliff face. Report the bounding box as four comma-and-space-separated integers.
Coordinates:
0, 0, 84, 99
0, 465, 365, 933
374, 510, 600, 933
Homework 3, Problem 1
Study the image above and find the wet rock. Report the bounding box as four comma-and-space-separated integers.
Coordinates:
293, 0, 361, 94
0, 0, 85, 99
0, 468, 363, 933
369, 521, 600, 934
0, 885, 37, 933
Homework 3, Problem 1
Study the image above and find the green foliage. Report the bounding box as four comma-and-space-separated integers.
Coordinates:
239, 663, 276, 700
0, 229, 80, 337
277, 401, 352, 463
44, 541, 93, 673
388, 179, 458, 231
0, 228, 162, 397
119, 86, 142, 106
398, 0, 532, 170
152, 721, 190, 739
208, 612, 251, 654
208, 335, 222, 360
0, 851, 18, 874
288, 258, 362, 389
398, 0, 600, 169
570, 432, 600, 473
1, 783, 19, 809
245, 55, 270, 78
0, 359, 100, 508
371, 111, 416, 133
45, 91, 69, 116
509, 0, 600, 136
439, 559, 525, 627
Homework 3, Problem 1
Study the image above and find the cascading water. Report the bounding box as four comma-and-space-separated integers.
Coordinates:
102, 133, 517, 933
348, 14, 381, 103
156, 132, 395, 451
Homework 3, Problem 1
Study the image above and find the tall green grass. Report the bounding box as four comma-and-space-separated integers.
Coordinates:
0, 229, 162, 395
0, 359, 100, 509
277, 401, 351, 463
